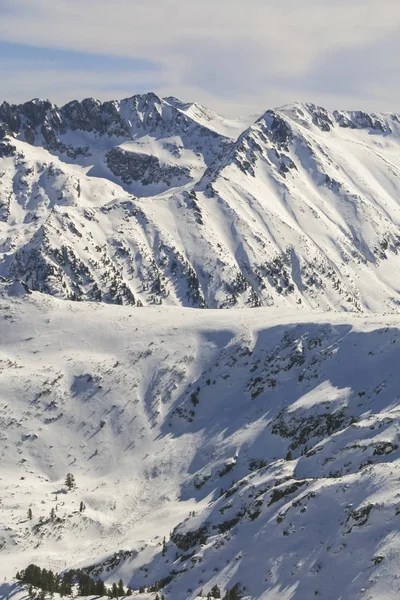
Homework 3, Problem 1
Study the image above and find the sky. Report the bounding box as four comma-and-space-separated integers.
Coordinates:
0, 0, 399, 117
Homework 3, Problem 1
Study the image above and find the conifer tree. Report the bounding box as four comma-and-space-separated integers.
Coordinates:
231, 585, 240, 600
42, 569, 49, 591
162, 536, 167, 556
47, 570, 55, 595
95, 579, 106, 596
62, 570, 74, 596
65, 473, 76, 490
223, 584, 240, 600
211, 584, 221, 598
117, 579, 125, 597
27, 508, 33, 520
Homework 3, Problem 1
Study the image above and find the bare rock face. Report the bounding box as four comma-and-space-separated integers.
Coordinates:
105, 148, 192, 187
0, 93, 227, 160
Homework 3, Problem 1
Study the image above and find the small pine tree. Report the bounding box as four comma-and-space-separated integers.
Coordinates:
285, 450, 293, 461
126, 588, 132, 596
79, 501, 86, 513
27, 508, 33, 520
50, 508, 56, 522
65, 472, 76, 490
211, 584, 221, 598
59, 578, 68, 597
47, 570, 55, 595
223, 584, 240, 600
162, 536, 167, 556
95, 580, 106, 596
117, 579, 125, 597
61, 570, 74, 596
230, 584, 240, 600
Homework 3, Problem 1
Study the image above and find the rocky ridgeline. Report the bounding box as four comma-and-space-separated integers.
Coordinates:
0, 93, 227, 161
1, 97, 400, 311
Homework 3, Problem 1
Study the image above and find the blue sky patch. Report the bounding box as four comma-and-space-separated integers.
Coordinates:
0, 41, 161, 74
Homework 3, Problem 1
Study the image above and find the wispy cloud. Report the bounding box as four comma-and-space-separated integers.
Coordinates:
0, 0, 399, 115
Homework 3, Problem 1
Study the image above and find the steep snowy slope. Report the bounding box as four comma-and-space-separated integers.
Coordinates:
189, 103, 400, 313
2, 281, 400, 599
1, 98, 400, 312
162, 97, 251, 139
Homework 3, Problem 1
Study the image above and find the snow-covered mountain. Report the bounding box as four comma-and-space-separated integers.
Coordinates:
1, 281, 400, 600
2, 94, 400, 600
1, 96, 400, 312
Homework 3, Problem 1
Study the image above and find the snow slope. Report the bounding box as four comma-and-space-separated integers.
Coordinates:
2, 94, 400, 600
1, 281, 400, 599
1, 98, 400, 312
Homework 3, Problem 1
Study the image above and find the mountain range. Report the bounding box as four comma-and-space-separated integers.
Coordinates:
1, 94, 400, 600
1, 94, 400, 312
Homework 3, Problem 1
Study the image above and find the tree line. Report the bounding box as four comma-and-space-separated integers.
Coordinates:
202, 584, 241, 600
16, 564, 132, 597
17, 564, 241, 599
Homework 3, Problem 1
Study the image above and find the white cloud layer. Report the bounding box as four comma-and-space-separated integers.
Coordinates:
0, 0, 399, 115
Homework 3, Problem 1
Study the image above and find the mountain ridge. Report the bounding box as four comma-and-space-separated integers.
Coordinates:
2, 95, 400, 312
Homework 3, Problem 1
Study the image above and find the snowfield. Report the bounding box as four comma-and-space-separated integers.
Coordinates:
1, 94, 400, 599
1, 282, 400, 599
